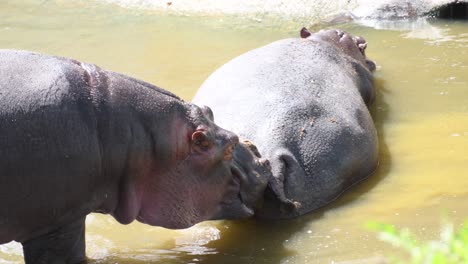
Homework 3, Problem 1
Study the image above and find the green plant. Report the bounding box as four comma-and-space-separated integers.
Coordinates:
367, 220, 468, 264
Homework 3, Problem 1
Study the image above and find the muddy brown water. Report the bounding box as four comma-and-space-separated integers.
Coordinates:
1, 1, 468, 263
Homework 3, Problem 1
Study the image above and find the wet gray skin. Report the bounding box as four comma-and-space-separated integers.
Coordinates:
199, 107, 296, 219
0, 49, 268, 263
193, 28, 378, 219
211, 140, 298, 220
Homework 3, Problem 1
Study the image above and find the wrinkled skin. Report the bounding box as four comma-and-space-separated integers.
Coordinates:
193, 28, 379, 219
211, 140, 271, 219
0, 50, 268, 263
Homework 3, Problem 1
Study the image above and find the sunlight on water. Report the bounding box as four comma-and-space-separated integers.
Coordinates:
1, 1, 468, 263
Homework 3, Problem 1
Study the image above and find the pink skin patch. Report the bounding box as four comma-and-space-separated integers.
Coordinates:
136, 118, 239, 229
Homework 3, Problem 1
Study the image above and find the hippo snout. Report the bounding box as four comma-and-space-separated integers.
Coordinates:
300, 27, 376, 72
212, 140, 270, 219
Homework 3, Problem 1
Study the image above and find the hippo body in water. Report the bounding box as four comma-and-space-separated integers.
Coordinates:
0, 50, 270, 263
193, 28, 378, 219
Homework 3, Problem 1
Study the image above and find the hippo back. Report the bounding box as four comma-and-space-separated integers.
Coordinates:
193, 37, 378, 219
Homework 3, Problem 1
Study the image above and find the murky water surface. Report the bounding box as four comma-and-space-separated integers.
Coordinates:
1, 1, 468, 263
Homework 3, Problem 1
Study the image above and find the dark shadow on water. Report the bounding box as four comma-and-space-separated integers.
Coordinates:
353, 76, 391, 194
364, 76, 392, 191
179, 216, 317, 264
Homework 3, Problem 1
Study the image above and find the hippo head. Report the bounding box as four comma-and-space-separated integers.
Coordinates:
132, 105, 271, 229
209, 140, 271, 220
300, 27, 376, 72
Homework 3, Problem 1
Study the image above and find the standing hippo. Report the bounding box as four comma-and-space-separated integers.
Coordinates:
0, 50, 270, 263
193, 28, 378, 219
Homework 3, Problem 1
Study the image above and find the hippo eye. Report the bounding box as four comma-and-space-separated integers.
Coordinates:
195, 139, 210, 148
260, 159, 271, 169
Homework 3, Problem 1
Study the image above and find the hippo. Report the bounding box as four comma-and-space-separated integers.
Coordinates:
0, 50, 271, 263
193, 28, 378, 219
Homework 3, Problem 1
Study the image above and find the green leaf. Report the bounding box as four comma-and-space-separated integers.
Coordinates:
366, 219, 468, 264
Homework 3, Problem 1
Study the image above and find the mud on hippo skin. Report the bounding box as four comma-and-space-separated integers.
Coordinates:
193, 28, 379, 219
0, 50, 269, 263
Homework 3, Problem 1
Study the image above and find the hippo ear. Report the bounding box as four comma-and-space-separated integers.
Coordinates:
300, 27, 312, 39
201, 106, 214, 121
191, 130, 213, 153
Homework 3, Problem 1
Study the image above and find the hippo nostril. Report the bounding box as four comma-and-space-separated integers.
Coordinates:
259, 158, 271, 170
366, 59, 377, 72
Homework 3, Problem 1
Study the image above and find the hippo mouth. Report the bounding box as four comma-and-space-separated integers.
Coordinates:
213, 140, 277, 220
228, 164, 256, 216
209, 164, 257, 220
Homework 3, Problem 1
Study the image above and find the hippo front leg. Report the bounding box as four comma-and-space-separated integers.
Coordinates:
22, 217, 86, 264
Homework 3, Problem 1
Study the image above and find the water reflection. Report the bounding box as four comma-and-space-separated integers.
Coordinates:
173, 226, 220, 255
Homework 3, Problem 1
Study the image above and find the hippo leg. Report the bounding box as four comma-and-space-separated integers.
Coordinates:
22, 217, 86, 264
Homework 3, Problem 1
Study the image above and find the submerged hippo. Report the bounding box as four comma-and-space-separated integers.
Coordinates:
0, 50, 270, 263
193, 28, 378, 219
